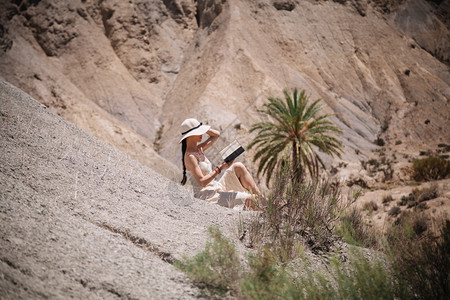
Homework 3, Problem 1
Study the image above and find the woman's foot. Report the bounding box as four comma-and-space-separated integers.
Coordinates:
243, 194, 265, 210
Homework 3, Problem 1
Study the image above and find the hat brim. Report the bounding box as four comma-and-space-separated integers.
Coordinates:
179, 125, 211, 143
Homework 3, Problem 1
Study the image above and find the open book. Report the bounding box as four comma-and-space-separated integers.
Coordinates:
219, 140, 245, 163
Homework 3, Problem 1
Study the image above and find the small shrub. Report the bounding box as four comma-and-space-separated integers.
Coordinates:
240, 247, 405, 300
336, 207, 379, 248
375, 137, 385, 146
175, 227, 240, 296
240, 249, 291, 299
437, 143, 450, 152
400, 184, 439, 209
245, 161, 353, 260
415, 183, 439, 202
382, 194, 393, 204
412, 156, 450, 181
406, 199, 416, 208
412, 216, 427, 235
388, 206, 401, 217
417, 202, 428, 211
399, 195, 409, 206
368, 158, 379, 166
363, 200, 378, 212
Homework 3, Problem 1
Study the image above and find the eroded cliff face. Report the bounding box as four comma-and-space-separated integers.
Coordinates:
159, 0, 450, 186
0, 0, 449, 186
0, 0, 200, 179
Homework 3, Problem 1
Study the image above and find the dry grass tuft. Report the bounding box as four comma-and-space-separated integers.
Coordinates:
336, 206, 380, 248
412, 156, 450, 181
363, 200, 378, 213
243, 162, 355, 260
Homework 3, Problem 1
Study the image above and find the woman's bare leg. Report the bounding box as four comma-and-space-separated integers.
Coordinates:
233, 162, 261, 195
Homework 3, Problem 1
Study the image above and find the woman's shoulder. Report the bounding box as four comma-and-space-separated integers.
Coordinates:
185, 151, 197, 158
186, 148, 204, 159
185, 151, 199, 163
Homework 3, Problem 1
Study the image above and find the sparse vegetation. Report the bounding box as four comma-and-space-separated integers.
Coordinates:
177, 161, 447, 300
336, 207, 379, 248
241, 248, 403, 300
400, 184, 439, 208
180, 223, 450, 300
179, 226, 408, 300
437, 143, 450, 152
382, 194, 393, 204
388, 206, 401, 217
387, 217, 450, 300
175, 227, 240, 297
179, 214, 450, 299
412, 156, 450, 181
245, 164, 351, 259
363, 200, 378, 213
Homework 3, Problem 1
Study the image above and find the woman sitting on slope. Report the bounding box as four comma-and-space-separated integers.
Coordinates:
179, 118, 261, 209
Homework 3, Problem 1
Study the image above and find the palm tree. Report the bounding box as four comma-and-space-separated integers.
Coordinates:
248, 88, 343, 185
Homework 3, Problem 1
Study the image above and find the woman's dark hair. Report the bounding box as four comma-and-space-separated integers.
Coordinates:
181, 139, 187, 185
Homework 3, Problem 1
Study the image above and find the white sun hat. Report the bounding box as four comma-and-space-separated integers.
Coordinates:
179, 118, 210, 143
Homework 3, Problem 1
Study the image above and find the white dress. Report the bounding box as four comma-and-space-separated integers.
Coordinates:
189, 150, 250, 208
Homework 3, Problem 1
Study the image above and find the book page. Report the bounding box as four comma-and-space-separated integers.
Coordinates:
220, 140, 244, 162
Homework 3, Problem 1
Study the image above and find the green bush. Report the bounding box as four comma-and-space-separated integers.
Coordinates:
240, 249, 292, 299
177, 227, 441, 300
326, 252, 405, 300
387, 216, 450, 300
174, 227, 240, 296
412, 156, 450, 181
336, 207, 379, 248
241, 247, 405, 300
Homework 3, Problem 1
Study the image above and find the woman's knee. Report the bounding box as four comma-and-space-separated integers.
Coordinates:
233, 162, 246, 174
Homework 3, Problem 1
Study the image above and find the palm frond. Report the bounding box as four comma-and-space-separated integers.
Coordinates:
250, 88, 343, 186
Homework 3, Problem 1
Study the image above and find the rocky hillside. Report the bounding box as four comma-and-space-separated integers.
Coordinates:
1, 0, 449, 187
1, 1, 449, 298
0, 79, 244, 298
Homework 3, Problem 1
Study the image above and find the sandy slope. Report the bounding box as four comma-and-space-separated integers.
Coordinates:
0, 79, 246, 298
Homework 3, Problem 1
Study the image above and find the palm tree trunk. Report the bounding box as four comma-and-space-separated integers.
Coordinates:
292, 141, 301, 184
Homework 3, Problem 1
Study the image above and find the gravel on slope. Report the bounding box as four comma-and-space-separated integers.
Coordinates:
0, 79, 244, 299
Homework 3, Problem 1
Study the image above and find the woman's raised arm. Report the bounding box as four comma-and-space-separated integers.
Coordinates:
198, 128, 220, 151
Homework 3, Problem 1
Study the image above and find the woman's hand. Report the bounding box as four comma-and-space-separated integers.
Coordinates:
206, 128, 220, 137
219, 159, 234, 171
